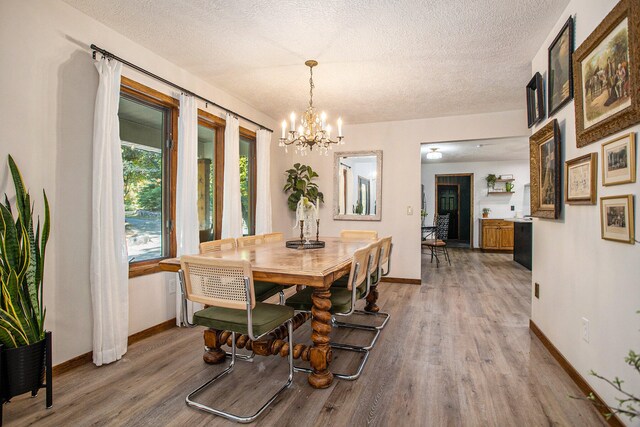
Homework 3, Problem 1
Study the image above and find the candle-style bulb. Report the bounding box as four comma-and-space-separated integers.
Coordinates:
337, 117, 343, 137
290, 112, 296, 132
281, 120, 287, 139
321, 111, 327, 130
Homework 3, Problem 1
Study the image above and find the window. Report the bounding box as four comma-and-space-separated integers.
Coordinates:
119, 77, 177, 277
239, 133, 256, 236
197, 109, 225, 242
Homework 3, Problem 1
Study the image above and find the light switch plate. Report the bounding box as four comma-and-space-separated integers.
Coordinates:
407, 206, 413, 215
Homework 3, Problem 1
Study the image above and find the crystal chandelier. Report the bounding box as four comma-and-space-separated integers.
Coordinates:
279, 60, 344, 155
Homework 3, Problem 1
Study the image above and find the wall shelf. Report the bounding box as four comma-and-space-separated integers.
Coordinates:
495, 178, 515, 182
488, 191, 515, 195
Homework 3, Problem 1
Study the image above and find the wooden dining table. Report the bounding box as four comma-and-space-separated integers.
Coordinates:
159, 236, 377, 389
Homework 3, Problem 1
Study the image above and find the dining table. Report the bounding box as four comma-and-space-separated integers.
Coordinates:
158, 236, 377, 389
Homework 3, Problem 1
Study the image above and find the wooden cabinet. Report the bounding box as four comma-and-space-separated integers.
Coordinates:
480, 219, 514, 251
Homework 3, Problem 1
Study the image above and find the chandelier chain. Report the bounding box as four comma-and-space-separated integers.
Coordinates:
309, 66, 314, 108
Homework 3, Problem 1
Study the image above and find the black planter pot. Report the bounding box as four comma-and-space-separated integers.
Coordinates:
1, 338, 45, 399
0, 331, 52, 426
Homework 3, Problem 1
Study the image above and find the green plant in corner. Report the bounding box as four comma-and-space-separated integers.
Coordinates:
0, 155, 49, 348
572, 310, 639, 421
283, 163, 324, 212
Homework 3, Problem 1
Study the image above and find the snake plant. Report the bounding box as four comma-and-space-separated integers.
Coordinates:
0, 155, 49, 348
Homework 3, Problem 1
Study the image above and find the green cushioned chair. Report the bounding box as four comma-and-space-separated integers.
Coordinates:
331, 237, 391, 332
179, 256, 294, 424
254, 281, 285, 303
285, 242, 378, 381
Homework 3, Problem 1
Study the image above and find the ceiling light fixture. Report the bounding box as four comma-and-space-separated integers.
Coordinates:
426, 148, 442, 160
280, 60, 344, 156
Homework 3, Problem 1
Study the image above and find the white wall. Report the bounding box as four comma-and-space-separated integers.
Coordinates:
284, 110, 529, 280
0, 0, 282, 365
530, 1, 640, 423
421, 159, 530, 247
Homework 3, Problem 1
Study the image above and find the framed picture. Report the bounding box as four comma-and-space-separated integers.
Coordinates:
527, 73, 545, 128
530, 119, 562, 219
573, 0, 640, 147
602, 132, 636, 185
548, 16, 574, 116
600, 194, 635, 243
565, 153, 597, 204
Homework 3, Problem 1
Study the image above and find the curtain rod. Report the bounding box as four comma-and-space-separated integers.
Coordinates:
90, 44, 274, 133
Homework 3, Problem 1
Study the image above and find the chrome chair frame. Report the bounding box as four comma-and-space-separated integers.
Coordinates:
292, 250, 376, 381
332, 242, 393, 336
185, 277, 294, 424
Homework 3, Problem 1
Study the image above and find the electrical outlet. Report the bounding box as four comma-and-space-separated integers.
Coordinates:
169, 279, 176, 295
581, 317, 590, 343
534, 282, 540, 299
511, 205, 515, 211
407, 206, 413, 215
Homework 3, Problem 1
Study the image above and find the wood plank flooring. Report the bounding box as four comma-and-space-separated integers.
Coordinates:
5, 249, 605, 426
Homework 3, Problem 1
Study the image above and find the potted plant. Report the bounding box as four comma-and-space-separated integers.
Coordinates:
482, 208, 491, 218
283, 163, 324, 211
0, 155, 52, 418
486, 174, 497, 190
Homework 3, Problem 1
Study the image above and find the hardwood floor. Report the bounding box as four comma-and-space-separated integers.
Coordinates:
5, 249, 605, 426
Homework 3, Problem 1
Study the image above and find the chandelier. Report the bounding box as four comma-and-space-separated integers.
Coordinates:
279, 60, 344, 155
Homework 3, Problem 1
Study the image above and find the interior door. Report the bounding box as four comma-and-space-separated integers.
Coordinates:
437, 184, 459, 239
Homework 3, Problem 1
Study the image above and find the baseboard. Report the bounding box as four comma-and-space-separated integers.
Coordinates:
52, 318, 177, 377
529, 320, 624, 427
380, 277, 421, 285
127, 318, 176, 346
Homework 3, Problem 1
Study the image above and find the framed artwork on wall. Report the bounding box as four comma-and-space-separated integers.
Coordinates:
600, 194, 635, 243
548, 16, 574, 116
529, 119, 562, 219
526, 72, 545, 128
602, 132, 636, 185
565, 153, 597, 204
573, 0, 640, 147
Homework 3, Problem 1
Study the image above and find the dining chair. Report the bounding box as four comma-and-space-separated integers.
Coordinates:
285, 242, 377, 380
237, 235, 265, 248
332, 236, 392, 332
199, 237, 237, 254
179, 256, 295, 423
340, 230, 378, 240
262, 232, 284, 243
422, 214, 451, 267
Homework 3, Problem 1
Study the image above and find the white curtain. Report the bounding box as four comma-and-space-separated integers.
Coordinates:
255, 129, 273, 235
221, 114, 243, 238
90, 58, 129, 366
175, 94, 202, 326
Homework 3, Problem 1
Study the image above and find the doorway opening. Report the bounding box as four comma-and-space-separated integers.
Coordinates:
435, 174, 474, 248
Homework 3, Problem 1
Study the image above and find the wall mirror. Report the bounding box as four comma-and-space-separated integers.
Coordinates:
334, 150, 382, 221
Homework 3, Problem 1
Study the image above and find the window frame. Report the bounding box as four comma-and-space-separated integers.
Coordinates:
197, 109, 226, 240
120, 77, 179, 278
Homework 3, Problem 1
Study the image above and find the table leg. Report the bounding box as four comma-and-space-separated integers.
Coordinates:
364, 286, 380, 313
203, 328, 227, 364
308, 287, 333, 388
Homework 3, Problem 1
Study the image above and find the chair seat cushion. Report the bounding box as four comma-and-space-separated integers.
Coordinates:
193, 303, 294, 336
422, 239, 446, 247
334, 270, 378, 288
254, 281, 284, 302
286, 287, 358, 314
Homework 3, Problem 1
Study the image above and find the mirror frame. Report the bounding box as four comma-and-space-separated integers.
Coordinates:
333, 150, 383, 221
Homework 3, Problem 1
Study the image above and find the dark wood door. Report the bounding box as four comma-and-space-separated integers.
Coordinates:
437, 184, 459, 239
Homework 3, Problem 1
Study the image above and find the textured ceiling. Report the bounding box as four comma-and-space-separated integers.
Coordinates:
64, 0, 570, 124
421, 137, 529, 163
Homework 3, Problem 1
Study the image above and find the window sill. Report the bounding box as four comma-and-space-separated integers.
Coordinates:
129, 259, 166, 278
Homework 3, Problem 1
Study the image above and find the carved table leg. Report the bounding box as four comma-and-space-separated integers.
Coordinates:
308, 287, 333, 388
203, 328, 227, 364
364, 285, 380, 313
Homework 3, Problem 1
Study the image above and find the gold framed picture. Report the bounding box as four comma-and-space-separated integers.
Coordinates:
600, 194, 635, 243
530, 120, 561, 219
601, 132, 636, 185
573, 0, 640, 147
565, 153, 597, 204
